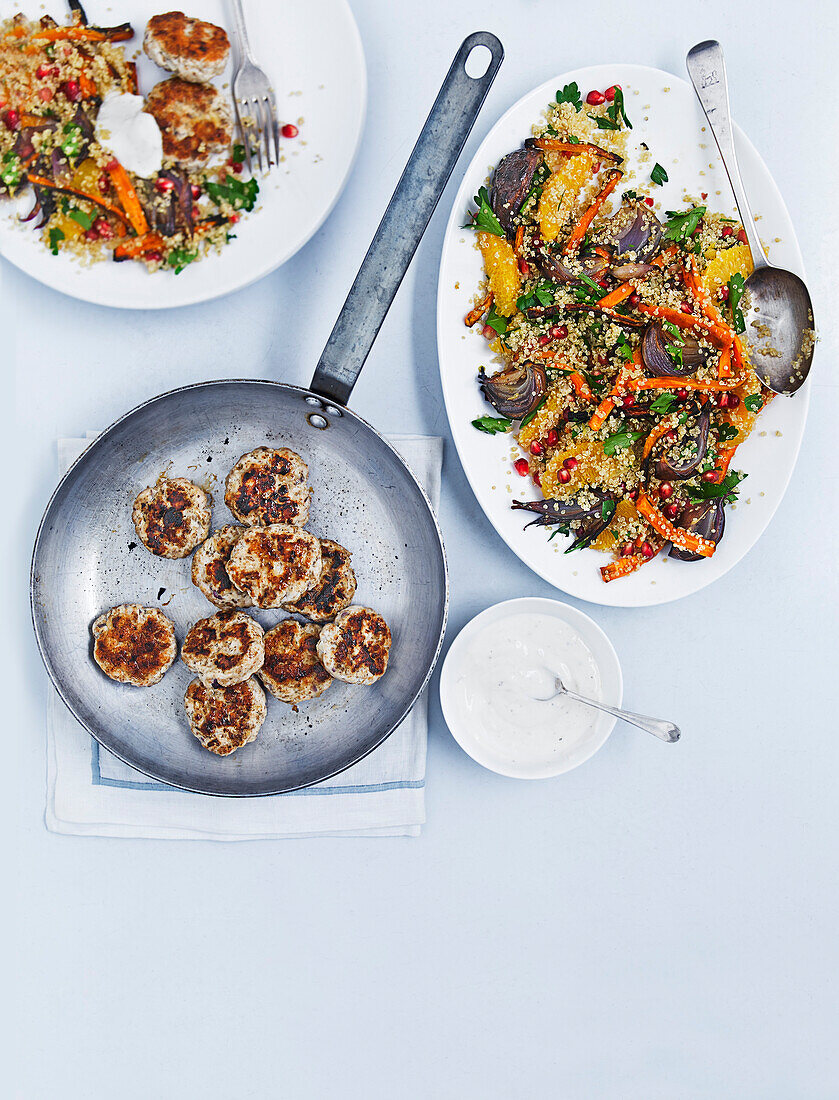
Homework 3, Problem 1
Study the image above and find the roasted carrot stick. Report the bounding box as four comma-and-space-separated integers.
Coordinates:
636, 492, 716, 557
588, 351, 639, 429
596, 282, 634, 309
628, 375, 740, 393
636, 302, 731, 348
562, 169, 623, 255
26, 173, 128, 222
464, 291, 493, 328
107, 161, 148, 236
533, 138, 622, 164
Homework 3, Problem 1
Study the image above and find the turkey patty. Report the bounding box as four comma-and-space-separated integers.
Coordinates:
92, 604, 177, 687
226, 524, 322, 608
316, 606, 392, 686
184, 677, 266, 756
132, 476, 211, 559
283, 538, 356, 622
144, 11, 230, 82
191, 525, 254, 609
181, 609, 264, 686
258, 619, 333, 704
224, 447, 310, 527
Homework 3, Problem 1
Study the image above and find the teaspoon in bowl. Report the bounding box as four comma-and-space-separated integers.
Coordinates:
686, 40, 815, 396
542, 676, 681, 744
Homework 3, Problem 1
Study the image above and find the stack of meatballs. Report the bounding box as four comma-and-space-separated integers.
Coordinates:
91, 447, 392, 757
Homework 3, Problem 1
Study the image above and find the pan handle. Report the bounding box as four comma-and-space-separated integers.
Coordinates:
309, 31, 504, 406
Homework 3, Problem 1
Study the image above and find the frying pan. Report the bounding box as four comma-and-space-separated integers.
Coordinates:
30, 33, 504, 796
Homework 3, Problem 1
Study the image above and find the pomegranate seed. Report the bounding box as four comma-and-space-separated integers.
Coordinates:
155, 178, 175, 193
230, 161, 243, 173
514, 458, 530, 477
93, 217, 113, 240
640, 542, 654, 559
145, 251, 163, 263
721, 225, 733, 238
720, 285, 730, 301
539, 333, 552, 346
586, 89, 606, 105
644, 196, 654, 207
84, 227, 99, 242
728, 393, 740, 409
629, 292, 640, 306
621, 543, 634, 557
3, 109, 20, 131
680, 301, 693, 314
530, 440, 543, 456
737, 228, 747, 244
104, 159, 118, 171
658, 482, 673, 500
597, 280, 609, 289
676, 387, 688, 399
622, 394, 634, 406
550, 325, 568, 339
62, 79, 81, 102
605, 84, 620, 101
98, 173, 110, 192
664, 430, 676, 442
191, 184, 201, 199
563, 456, 578, 470
281, 123, 299, 139
546, 429, 559, 446
717, 392, 730, 408
518, 259, 530, 276
664, 502, 680, 519
701, 470, 717, 482
228, 213, 240, 224
38, 87, 53, 102
628, 487, 639, 501
481, 325, 496, 340
558, 468, 572, 484
533, 470, 542, 487
591, 162, 600, 174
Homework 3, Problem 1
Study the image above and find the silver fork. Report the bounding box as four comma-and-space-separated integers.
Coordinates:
230, 0, 280, 173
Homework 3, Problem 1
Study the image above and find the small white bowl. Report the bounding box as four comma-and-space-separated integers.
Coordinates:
439, 597, 623, 779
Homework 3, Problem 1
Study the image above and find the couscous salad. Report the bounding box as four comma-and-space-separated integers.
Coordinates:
0, 9, 260, 273
463, 81, 767, 583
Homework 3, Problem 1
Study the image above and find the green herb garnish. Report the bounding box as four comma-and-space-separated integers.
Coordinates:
205, 173, 259, 212
0, 151, 22, 188
462, 185, 504, 237
650, 392, 678, 414
717, 422, 739, 443
168, 247, 198, 274
650, 163, 668, 186
472, 415, 512, 435
744, 394, 763, 413
663, 206, 706, 246
603, 428, 644, 455
67, 206, 95, 230
590, 115, 619, 131
609, 86, 632, 129
688, 470, 746, 503
48, 226, 64, 254
60, 122, 83, 157
616, 335, 634, 362
517, 281, 557, 311
556, 82, 582, 111
483, 306, 508, 335
232, 143, 246, 162
728, 273, 746, 333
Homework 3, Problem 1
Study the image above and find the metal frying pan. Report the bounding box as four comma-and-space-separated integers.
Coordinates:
30, 33, 504, 797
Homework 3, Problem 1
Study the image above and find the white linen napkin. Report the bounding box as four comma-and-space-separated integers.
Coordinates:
45, 432, 443, 840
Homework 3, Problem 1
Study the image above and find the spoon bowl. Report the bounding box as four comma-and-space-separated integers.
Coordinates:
686, 40, 815, 396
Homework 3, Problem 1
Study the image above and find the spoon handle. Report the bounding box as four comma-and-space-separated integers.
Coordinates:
561, 687, 680, 743
686, 40, 768, 270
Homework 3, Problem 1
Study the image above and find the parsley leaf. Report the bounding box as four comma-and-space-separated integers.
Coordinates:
650, 163, 668, 186
168, 247, 198, 274
484, 306, 508, 335
663, 206, 706, 246
556, 82, 582, 111
601, 499, 617, 523
616, 335, 634, 362
716, 422, 739, 443
622, 189, 639, 202
517, 281, 558, 311
744, 394, 763, 413
609, 86, 632, 130
462, 185, 504, 237
232, 143, 246, 162
67, 206, 95, 231
650, 391, 678, 414
0, 151, 22, 188
728, 273, 746, 333
48, 226, 64, 255
603, 429, 643, 455
688, 470, 746, 503
472, 415, 512, 435
205, 174, 259, 212
590, 115, 619, 130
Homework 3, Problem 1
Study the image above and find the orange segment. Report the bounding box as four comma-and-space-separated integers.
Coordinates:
478, 231, 521, 317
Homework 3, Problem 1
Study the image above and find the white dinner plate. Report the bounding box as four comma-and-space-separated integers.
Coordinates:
0, 0, 366, 309
437, 64, 810, 607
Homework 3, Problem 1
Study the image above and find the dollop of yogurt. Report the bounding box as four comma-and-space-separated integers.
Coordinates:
94, 92, 163, 178
450, 612, 603, 775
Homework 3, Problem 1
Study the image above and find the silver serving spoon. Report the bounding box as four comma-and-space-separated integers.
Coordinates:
686, 40, 815, 395
543, 676, 680, 743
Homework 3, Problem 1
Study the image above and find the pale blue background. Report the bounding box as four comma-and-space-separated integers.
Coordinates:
5, 0, 838, 1096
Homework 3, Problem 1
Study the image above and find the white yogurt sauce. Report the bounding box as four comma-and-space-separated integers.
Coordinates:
94, 93, 163, 178
452, 613, 602, 773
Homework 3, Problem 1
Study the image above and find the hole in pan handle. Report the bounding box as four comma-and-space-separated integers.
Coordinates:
309, 31, 504, 407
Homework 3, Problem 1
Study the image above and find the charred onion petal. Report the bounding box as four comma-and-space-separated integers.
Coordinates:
512, 489, 613, 530
565, 303, 645, 327
50, 148, 71, 181
611, 261, 656, 281
642, 321, 707, 377
600, 202, 662, 261
72, 105, 95, 141
20, 195, 42, 223
669, 498, 725, 561
490, 148, 544, 236
653, 406, 710, 481
480, 362, 547, 419
567, 509, 614, 552
158, 170, 194, 233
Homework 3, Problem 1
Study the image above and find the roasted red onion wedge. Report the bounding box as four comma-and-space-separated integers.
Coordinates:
490, 148, 544, 236
479, 362, 547, 419
669, 498, 725, 561
642, 321, 708, 377
599, 202, 662, 261
652, 406, 710, 481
